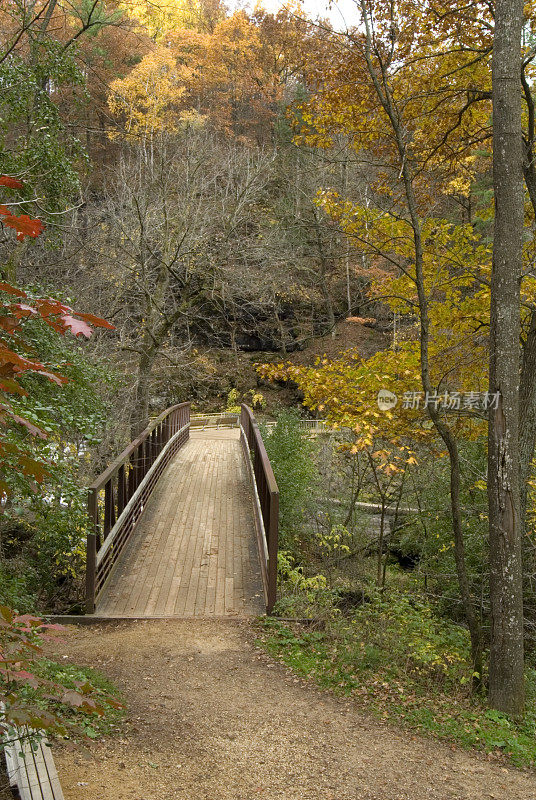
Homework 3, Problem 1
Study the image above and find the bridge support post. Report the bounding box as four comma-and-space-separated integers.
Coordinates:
85, 533, 97, 614
86, 487, 98, 614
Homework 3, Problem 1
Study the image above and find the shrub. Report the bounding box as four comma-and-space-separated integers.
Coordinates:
0, 607, 122, 740
260, 409, 318, 553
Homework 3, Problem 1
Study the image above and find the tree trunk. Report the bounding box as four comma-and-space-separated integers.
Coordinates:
131, 347, 157, 437
488, 0, 525, 716
312, 207, 336, 336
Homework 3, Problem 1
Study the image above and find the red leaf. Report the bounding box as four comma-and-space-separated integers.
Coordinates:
61, 314, 92, 338
0, 316, 21, 333
0, 176, 23, 189
8, 670, 40, 688
0, 345, 45, 373
0, 283, 27, 298
0, 205, 11, 216
77, 312, 115, 330
2, 214, 44, 241
38, 622, 65, 632
11, 303, 37, 318
8, 413, 47, 439
0, 378, 27, 395
13, 614, 45, 626
35, 298, 69, 318
18, 454, 48, 480
61, 690, 100, 712
43, 319, 65, 334
37, 369, 66, 386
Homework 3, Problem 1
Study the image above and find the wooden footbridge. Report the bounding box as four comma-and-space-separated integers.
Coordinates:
85, 404, 279, 618
7, 406, 278, 800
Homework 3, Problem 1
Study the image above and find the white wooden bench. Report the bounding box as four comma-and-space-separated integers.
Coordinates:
4, 727, 65, 800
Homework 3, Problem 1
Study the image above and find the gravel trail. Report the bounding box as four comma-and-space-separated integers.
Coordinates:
50, 619, 536, 800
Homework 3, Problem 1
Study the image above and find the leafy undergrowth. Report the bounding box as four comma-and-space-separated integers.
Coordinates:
257, 593, 536, 770
20, 659, 125, 741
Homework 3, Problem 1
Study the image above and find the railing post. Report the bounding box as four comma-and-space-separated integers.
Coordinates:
144, 437, 150, 472
86, 488, 98, 613
104, 480, 115, 539
149, 430, 155, 466
135, 443, 144, 487
186, 402, 191, 438
117, 465, 127, 515
128, 455, 136, 496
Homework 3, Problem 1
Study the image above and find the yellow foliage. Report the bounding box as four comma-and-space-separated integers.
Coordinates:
108, 47, 188, 135
293, 1, 496, 204
120, 0, 211, 39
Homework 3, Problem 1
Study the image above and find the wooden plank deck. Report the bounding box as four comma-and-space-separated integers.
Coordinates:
95, 429, 265, 618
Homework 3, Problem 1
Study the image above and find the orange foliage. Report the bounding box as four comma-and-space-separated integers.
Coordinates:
107, 7, 309, 142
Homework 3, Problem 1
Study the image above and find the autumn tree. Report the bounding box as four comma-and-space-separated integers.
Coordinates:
108, 7, 308, 145
287, 0, 501, 686
0, 1, 85, 214
0, 0, 139, 262
121, 0, 226, 39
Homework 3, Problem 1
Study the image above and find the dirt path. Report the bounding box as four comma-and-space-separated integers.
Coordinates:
50, 619, 536, 800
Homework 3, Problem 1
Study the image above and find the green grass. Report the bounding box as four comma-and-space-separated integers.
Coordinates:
257, 611, 536, 770
23, 658, 125, 740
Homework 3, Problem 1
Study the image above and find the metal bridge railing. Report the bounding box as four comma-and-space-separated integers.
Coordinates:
190, 412, 239, 429
85, 403, 190, 612
239, 404, 279, 613
262, 418, 328, 434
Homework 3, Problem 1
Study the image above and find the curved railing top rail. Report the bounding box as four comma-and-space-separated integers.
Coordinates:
90, 402, 191, 492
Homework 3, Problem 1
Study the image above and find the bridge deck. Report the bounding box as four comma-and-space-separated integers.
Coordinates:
95, 429, 265, 618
